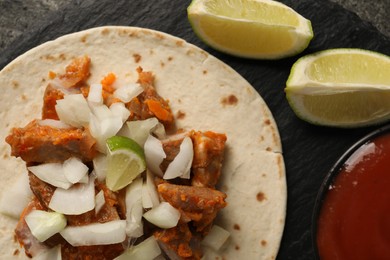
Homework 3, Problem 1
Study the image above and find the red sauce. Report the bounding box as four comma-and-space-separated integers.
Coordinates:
317, 133, 390, 259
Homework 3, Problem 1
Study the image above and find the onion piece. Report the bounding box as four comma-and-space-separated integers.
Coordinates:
142, 170, 160, 209
25, 210, 67, 242
120, 118, 164, 147
49, 175, 95, 215
55, 94, 90, 127
60, 220, 126, 246
95, 190, 105, 214
114, 236, 161, 260
0, 171, 33, 219
143, 202, 180, 229
88, 83, 103, 105
34, 245, 61, 260
63, 157, 89, 184
163, 137, 193, 180
144, 135, 166, 176
201, 225, 230, 251
113, 83, 143, 103
93, 154, 108, 182
28, 163, 72, 189
110, 102, 130, 123
89, 105, 123, 153
38, 119, 71, 129
125, 177, 143, 238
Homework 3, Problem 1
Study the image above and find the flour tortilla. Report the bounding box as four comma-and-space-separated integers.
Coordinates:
0, 26, 286, 259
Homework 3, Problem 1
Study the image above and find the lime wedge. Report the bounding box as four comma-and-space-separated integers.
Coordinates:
106, 136, 146, 191
285, 48, 390, 127
187, 0, 313, 59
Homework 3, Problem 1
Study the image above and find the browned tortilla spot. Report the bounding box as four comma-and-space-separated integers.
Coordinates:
266, 147, 272, 152
262, 173, 267, 178
101, 28, 109, 35
149, 49, 154, 55
235, 245, 240, 250
13, 249, 19, 256
12, 81, 19, 89
264, 119, 271, 125
261, 240, 267, 246
133, 53, 142, 63
160, 61, 165, 68
221, 94, 238, 106
233, 224, 240, 230
176, 110, 186, 120
21, 94, 27, 101
167, 56, 173, 61
256, 192, 266, 202
176, 40, 184, 47
203, 70, 208, 75
80, 35, 88, 43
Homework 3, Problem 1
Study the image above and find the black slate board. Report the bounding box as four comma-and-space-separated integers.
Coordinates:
1, 0, 390, 259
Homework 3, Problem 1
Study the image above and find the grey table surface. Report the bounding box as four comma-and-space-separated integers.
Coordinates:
0, 0, 390, 54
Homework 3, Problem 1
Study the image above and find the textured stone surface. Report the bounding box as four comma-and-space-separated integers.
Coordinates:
0, 1, 389, 260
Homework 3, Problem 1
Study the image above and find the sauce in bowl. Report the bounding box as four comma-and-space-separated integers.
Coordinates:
315, 126, 390, 259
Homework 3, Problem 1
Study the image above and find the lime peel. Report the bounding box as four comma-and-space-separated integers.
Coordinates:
285, 48, 390, 128
106, 136, 146, 191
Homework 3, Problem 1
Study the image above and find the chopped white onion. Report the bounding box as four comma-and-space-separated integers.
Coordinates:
125, 177, 144, 238
163, 137, 193, 180
144, 135, 166, 176
25, 210, 67, 242
93, 154, 108, 182
34, 245, 61, 260
60, 220, 126, 246
38, 119, 71, 129
63, 157, 89, 184
143, 202, 180, 229
201, 225, 230, 251
49, 175, 95, 215
120, 118, 165, 147
113, 83, 143, 103
28, 163, 72, 190
0, 171, 33, 219
55, 94, 91, 127
89, 105, 123, 153
110, 102, 130, 123
95, 190, 105, 215
142, 170, 160, 209
88, 83, 103, 105
114, 236, 161, 260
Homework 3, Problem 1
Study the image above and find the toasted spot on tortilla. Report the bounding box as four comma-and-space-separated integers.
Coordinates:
221, 95, 238, 106
13, 249, 19, 256
264, 119, 271, 125
261, 240, 267, 246
233, 224, 240, 230
149, 49, 154, 55
266, 147, 272, 152
3, 153, 9, 159
235, 245, 240, 250
256, 192, 267, 202
80, 35, 88, 43
133, 53, 142, 63
176, 40, 184, 47
160, 61, 165, 68
21, 94, 27, 101
101, 28, 110, 35
203, 70, 208, 75
12, 81, 19, 89
176, 110, 186, 120
262, 173, 267, 178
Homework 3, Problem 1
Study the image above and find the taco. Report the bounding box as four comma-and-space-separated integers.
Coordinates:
0, 26, 286, 259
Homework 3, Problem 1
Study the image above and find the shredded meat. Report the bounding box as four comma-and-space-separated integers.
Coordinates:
157, 183, 227, 233
5, 120, 96, 163
42, 84, 65, 120
154, 223, 202, 260
190, 131, 227, 188
57, 56, 90, 89
28, 172, 55, 209
126, 67, 175, 131
61, 243, 124, 260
